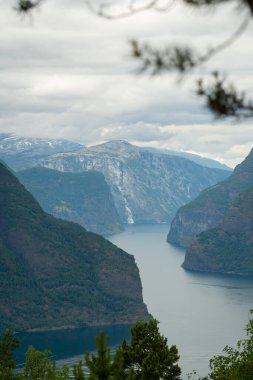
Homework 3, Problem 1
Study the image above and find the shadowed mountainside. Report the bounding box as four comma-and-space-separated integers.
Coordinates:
183, 187, 253, 275
167, 148, 253, 247
17, 167, 123, 236
0, 162, 149, 332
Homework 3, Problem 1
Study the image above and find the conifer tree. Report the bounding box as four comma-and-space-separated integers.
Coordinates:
0, 328, 19, 380
118, 319, 181, 380
73, 360, 86, 380
85, 332, 114, 380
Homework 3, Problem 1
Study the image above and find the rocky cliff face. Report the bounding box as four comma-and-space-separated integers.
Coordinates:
41, 141, 230, 224
0, 162, 149, 332
168, 148, 253, 247
17, 167, 123, 236
183, 187, 253, 275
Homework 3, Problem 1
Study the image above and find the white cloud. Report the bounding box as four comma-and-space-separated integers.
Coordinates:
0, 0, 252, 166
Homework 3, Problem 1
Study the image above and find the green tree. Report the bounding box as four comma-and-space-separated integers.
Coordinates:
85, 332, 115, 380
22, 346, 69, 380
0, 328, 19, 380
198, 312, 253, 380
118, 319, 181, 380
73, 360, 86, 380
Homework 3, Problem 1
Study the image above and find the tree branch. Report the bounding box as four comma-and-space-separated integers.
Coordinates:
196, 72, 253, 118
85, 0, 174, 20
130, 14, 251, 75
14, 0, 44, 14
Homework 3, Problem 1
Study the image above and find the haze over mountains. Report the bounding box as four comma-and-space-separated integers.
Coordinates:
0, 133, 231, 172
17, 168, 123, 236
41, 140, 230, 224
0, 134, 230, 228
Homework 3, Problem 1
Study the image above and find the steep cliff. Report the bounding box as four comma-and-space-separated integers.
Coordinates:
168, 148, 253, 247
183, 187, 253, 275
17, 167, 123, 236
41, 141, 230, 224
0, 162, 149, 332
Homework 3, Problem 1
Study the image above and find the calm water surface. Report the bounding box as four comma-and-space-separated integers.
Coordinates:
16, 225, 253, 378
110, 224, 253, 378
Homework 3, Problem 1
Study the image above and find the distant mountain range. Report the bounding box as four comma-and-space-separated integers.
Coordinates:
168, 148, 253, 275
0, 161, 149, 332
40, 140, 230, 224
17, 167, 123, 236
0, 133, 83, 171
0, 133, 231, 171
0, 133, 231, 228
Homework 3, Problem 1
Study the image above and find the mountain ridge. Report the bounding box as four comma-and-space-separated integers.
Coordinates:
40, 140, 230, 225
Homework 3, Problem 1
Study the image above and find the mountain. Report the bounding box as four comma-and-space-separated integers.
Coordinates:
167, 148, 253, 247
17, 167, 123, 236
40, 140, 230, 224
0, 162, 149, 332
0, 133, 83, 171
144, 147, 231, 171
183, 187, 253, 275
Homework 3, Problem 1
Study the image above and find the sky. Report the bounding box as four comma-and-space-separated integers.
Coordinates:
0, 0, 252, 167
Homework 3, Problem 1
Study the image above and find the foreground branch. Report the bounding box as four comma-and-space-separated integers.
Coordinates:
85, 0, 174, 19
14, 0, 44, 14
197, 72, 253, 118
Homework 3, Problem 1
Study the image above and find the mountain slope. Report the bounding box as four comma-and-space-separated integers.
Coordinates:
41, 141, 230, 224
144, 147, 231, 171
167, 148, 253, 247
183, 187, 253, 275
17, 167, 123, 236
0, 162, 149, 332
0, 133, 83, 171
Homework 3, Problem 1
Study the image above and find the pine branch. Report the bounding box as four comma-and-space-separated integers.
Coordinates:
196, 72, 253, 118
85, 0, 174, 20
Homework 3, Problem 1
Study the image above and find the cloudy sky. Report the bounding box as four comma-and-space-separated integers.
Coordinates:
0, 0, 252, 167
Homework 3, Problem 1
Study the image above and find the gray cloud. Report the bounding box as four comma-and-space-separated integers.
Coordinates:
0, 0, 252, 166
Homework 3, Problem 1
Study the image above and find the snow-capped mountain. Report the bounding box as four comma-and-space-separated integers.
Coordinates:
41, 140, 230, 224
0, 133, 84, 170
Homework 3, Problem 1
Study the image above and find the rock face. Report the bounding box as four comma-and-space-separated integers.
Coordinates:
17, 167, 123, 236
41, 141, 230, 224
0, 162, 149, 332
0, 133, 83, 171
183, 187, 253, 275
168, 148, 253, 247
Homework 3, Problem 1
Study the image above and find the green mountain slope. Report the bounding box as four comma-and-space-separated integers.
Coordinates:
167, 148, 253, 247
183, 187, 253, 275
0, 162, 149, 332
17, 167, 123, 236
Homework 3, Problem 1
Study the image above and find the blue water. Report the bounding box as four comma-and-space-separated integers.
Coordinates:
110, 224, 253, 378
15, 224, 253, 378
